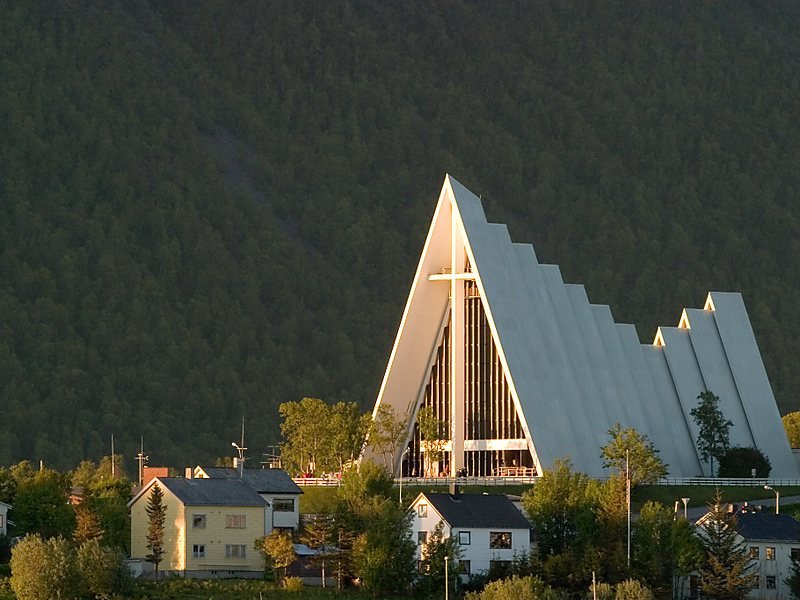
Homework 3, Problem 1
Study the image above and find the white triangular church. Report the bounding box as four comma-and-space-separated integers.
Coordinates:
363, 175, 798, 479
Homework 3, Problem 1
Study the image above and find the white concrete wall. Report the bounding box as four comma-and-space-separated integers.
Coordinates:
0, 503, 8, 537
261, 493, 300, 531
745, 540, 800, 600
409, 495, 530, 576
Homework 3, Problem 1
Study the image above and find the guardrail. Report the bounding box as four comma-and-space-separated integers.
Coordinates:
653, 477, 800, 487
294, 477, 341, 487
295, 475, 800, 488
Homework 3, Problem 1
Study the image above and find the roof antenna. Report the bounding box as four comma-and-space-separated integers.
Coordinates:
231, 416, 247, 478
136, 437, 149, 487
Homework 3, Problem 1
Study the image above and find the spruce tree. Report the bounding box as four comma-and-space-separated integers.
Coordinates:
697, 491, 757, 600
786, 554, 800, 600
144, 483, 167, 578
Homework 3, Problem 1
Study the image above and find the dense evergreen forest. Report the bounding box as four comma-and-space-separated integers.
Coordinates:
2, 1, 800, 470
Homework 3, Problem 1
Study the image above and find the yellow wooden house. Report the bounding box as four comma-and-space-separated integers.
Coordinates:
128, 476, 268, 577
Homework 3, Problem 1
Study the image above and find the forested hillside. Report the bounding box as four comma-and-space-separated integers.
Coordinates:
2, 1, 800, 469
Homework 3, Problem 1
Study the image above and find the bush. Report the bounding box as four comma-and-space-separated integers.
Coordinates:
465, 575, 566, 600
587, 582, 614, 600
718, 447, 771, 478
77, 539, 133, 599
615, 579, 654, 600
10, 535, 83, 600
282, 576, 304, 591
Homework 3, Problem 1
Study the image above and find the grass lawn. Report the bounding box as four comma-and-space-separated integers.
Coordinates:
133, 579, 410, 600
300, 482, 800, 516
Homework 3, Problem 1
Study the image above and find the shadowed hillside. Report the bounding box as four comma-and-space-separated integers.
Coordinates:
1, 1, 799, 468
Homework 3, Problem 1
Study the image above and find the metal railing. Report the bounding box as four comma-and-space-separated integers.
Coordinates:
294, 475, 800, 488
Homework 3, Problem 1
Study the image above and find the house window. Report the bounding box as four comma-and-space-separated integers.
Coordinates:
490, 531, 512, 549
418, 531, 428, 545
766, 575, 776, 589
0, 515, 4, 528
792, 548, 800, 560
273, 498, 294, 512
418, 504, 428, 517
226, 514, 246, 529
766, 547, 776, 560
193, 514, 206, 528
749, 546, 759, 559
459, 531, 471, 545
459, 560, 471, 575
192, 544, 205, 558
225, 544, 247, 558
489, 560, 512, 576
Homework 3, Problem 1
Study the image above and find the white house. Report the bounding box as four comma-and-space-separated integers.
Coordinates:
193, 466, 302, 532
0, 501, 9, 537
693, 505, 800, 600
736, 507, 800, 600
409, 488, 532, 577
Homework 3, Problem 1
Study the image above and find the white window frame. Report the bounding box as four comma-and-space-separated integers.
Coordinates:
192, 544, 205, 558
489, 531, 512, 549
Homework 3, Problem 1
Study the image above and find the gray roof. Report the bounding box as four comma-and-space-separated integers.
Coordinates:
737, 513, 800, 542
198, 467, 302, 495
366, 175, 797, 478
421, 493, 531, 530
448, 176, 797, 478
157, 477, 267, 507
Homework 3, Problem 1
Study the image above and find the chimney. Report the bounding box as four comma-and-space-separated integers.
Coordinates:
185, 467, 193, 479
449, 482, 460, 498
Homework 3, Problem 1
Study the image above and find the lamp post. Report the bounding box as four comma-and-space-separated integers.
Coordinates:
764, 485, 780, 514
626, 449, 631, 568
681, 497, 690, 520
232, 442, 247, 478
444, 555, 449, 600
399, 447, 410, 506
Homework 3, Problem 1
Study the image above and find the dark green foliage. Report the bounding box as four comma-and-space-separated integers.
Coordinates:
787, 553, 800, 600
692, 391, 734, 475
12, 469, 75, 539
2, 2, 800, 469
718, 447, 771, 478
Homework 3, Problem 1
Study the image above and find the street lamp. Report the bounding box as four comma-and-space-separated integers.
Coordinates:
626, 449, 631, 568
764, 485, 780, 514
398, 447, 410, 506
232, 442, 247, 478
444, 555, 449, 600
681, 497, 690, 520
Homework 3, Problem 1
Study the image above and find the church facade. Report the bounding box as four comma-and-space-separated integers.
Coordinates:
363, 176, 797, 479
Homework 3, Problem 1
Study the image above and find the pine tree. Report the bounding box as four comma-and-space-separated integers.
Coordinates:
786, 553, 800, 600
697, 491, 757, 600
144, 483, 167, 578
73, 504, 104, 545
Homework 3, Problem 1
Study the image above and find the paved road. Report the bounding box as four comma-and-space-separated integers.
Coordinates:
681, 494, 800, 521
